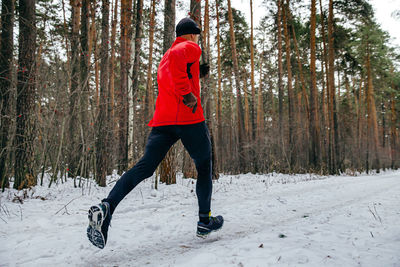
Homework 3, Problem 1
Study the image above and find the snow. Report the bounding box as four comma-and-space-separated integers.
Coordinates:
1, 170, 400, 267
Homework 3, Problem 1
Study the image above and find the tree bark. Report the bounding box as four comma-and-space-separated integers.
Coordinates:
256, 54, 264, 140
0, 0, 15, 189
327, 0, 338, 174
163, 0, 175, 54
118, 0, 133, 173
145, 0, 156, 121
390, 91, 397, 168
277, 0, 284, 158
319, 0, 329, 170
96, 0, 110, 186
14, 0, 36, 189
80, 0, 90, 176
215, 0, 223, 171
366, 49, 380, 171
89, 0, 100, 108
227, 0, 246, 172
68, 0, 81, 178
132, 0, 143, 112
110, 0, 118, 121
282, 0, 295, 170
250, 0, 256, 144
309, 0, 321, 169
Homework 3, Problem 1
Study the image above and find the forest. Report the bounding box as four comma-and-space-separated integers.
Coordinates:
0, 0, 399, 190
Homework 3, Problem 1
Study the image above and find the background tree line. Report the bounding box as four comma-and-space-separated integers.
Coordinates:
0, 0, 399, 190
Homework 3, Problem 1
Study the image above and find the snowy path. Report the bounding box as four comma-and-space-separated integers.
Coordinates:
1, 171, 399, 267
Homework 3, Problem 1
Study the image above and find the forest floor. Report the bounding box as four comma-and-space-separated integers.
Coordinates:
1, 170, 399, 267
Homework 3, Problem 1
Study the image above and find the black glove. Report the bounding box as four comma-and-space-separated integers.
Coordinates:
199, 63, 210, 78
182, 92, 198, 113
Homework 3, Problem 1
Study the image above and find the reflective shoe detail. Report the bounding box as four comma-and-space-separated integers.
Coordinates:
196, 215, 224, 238
87, 202, 111, 249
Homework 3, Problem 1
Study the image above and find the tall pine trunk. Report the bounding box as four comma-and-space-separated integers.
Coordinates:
327, 0, 339, 174
108, 0, 118, 171
145, 0, 156, 122
68, 0, 81, 178
256, 54, 264, 140
132, 0, 143, 116
366, 49, 380, 171
309, 0, 321, 169
250, 0, 256, 144
215, 0, 223, 170
14, 0, 36, 189
96, 0, 110, 186
276, 0, 284, 167
390, 91, 397, 168
0, 0, 15, 189
89, 1, 100, 108
109, 0, 118, 120
319, 0, 329, 170
282, 0, 295, 170
227, 0, 246, 172
118, 0, 133, 174
80, 0, 90, 177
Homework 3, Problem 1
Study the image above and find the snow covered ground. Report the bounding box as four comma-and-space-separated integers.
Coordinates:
1, 170, 399, 267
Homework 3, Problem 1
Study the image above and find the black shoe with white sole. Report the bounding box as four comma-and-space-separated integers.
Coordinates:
196, 215, 224, 238
87, 202, 111, 249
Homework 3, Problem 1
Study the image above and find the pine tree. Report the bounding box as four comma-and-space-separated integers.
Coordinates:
0, 0, 15, 190
96, 0, 110, 186
14, 0, 37, 189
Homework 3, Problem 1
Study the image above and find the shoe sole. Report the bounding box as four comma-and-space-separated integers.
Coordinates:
196, 222, 224, 239
87, 206, 106, 249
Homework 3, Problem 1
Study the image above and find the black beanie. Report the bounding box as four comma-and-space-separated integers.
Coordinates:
176, 17, 201, 37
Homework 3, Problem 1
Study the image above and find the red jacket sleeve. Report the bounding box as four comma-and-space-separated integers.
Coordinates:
169, 41, 202, 96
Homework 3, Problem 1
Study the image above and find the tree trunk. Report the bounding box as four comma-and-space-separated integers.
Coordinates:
68, 0, 81, 178
80, 0, 90, 177
390, 91, 397, 168
107, 0, 118, 172
163, 0, 175, 54
145, 0, 156, 121
132, 0, 143, 112
118, 0, 133, 173
128, 0, 143, 164
243, 75, 250, 138
277, 0, 284, 159
309, 0, 321, 169
250, 0, 256, 145
327, 0, 338, 174
215, 0, 223, 170
319, 0, 329, 170
256, 54, 264, 140
89, 1, 100, 108
366, 49, 380, 171
14, 0, 36, 189
282, 0, 295, 170
96, 0, 110, 186
0, 0, 15, 189
202, 0, 219, 179
110, 0, 118, 121
227, 0, 246, 172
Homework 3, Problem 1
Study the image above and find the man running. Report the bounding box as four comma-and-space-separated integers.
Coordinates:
86, 17, 223, 249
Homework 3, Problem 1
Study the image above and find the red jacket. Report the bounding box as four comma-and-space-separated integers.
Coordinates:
148, 37, 205, 127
